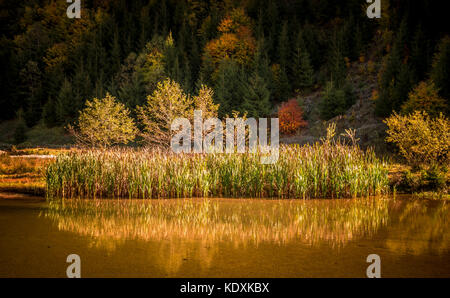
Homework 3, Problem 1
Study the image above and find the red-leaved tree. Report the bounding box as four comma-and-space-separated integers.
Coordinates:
278, 99, 307, 135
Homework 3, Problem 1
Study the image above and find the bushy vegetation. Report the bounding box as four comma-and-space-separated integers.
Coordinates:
384, 111, 449, 166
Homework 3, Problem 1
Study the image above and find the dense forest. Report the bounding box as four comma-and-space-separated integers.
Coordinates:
1, 0, 449, 135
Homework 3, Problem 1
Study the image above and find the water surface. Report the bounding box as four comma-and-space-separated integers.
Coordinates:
0, 193, 449, 277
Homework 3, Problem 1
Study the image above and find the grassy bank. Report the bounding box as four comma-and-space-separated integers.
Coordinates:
0, 154, 49, 195
46, 143, 389, 199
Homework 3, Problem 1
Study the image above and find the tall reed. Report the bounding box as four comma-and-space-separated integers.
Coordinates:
46, 143, 389, 199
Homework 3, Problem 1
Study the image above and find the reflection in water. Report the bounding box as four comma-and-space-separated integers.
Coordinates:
44, 198, 391, 251
386, 199, 450, 255
41, 197, 450, 275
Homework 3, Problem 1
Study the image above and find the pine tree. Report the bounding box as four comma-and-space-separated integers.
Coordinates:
291, 31, 314, 91
56, 78, 76, 125
182, 58, 193, 94
278, 21, 289, 70
196, 53, 215, 90
241, 72, 272, 118
118, 72, 145, 109
214, 59, 245, 117
110, 27, 121, 75
375, 18, 411, 116
430, 36, 450, 114
14, 108, 27, 144
252, 37, 273, 94
410, 25, 429, 84
319, 81, 346, 120
20, 60, 43, 127
42, 96, 59, 127
271, 64, 291, 102
328, 30, 346, 88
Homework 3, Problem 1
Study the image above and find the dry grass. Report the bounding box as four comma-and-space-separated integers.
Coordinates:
0, 154, 50, 195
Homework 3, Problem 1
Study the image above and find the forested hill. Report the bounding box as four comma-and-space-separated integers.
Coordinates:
1, 0, 449, 133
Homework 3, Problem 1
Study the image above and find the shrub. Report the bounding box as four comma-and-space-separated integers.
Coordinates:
423, 165, 447, 191
278, 99, 307, 135
384, 111, 449, 166
69, 93, 137, 148
401, 81, 448, 117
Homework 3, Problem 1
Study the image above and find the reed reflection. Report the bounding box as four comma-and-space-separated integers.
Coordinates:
44, 197, 391, 250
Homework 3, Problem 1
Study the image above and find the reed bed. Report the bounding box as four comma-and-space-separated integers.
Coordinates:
46, 143, 389, 199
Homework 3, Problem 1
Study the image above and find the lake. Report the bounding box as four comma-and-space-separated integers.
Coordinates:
0, 193, 449, 277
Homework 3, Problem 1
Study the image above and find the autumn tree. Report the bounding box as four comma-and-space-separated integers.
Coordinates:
278, 99, 307, 135
384, 111, 449, 166
69, 93, 137, 148
401, 81, 448, 117
137, 79, 193, 147
204, 8, 256, 68
138, 79, 219, 147
193, 85, 219, 119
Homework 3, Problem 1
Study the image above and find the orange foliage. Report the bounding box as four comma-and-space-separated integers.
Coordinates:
278, 99, 308, 135
204, 8, 255, 67
218, 18, 236, 33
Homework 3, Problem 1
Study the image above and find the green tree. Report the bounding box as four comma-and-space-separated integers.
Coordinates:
242, 72, 272, 118
214, 59, 246, 117
55, 78, 77, 125
291, 31, 314, 91
328, 30, 347, 87
14, 108, 27, 144
376, 18, 411, 116
69, 93, 137, 147
271, 63, 291, 102
319, 81, 355, 120
278, 21, 289, 70
430, 36, 450, 114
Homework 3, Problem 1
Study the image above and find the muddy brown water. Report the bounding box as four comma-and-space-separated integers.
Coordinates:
0, 193, 449, 277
